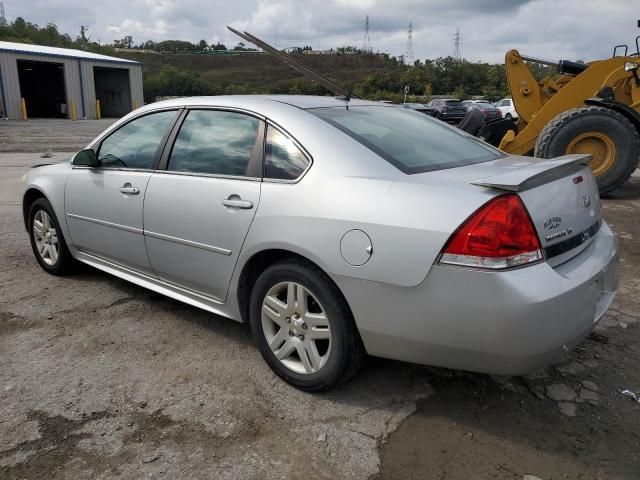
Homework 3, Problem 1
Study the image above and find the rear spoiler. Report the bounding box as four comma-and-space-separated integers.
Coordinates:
471, 154, 592, 192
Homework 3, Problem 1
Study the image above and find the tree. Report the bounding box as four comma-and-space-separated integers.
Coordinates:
143, 66, 218, 102
197, 39, 208, 51
114, 35, 133, 48
80, 25, 90, 42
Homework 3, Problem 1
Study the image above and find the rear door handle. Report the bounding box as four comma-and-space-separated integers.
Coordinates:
221, 197, 253, 209
119, 183, 140, 195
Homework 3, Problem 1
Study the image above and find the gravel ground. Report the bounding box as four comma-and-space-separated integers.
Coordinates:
0, 119, 117, 153
1, 120, 639, 479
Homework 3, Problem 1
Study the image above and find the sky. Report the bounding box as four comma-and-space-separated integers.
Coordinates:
5, 0, 640, 63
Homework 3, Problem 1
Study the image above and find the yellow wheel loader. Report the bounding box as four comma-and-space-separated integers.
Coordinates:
482, 40, 640, 195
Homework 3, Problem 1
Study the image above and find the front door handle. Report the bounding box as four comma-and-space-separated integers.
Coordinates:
119, 183, 140, 195
221, 197, 253, 209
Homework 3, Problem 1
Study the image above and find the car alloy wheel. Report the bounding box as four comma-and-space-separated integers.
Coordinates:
261, 281, 331, 375
32, 209, 59, 266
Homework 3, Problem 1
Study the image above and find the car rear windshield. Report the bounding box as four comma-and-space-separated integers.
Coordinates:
309, 106, 502, 174
445, 100, 462, 104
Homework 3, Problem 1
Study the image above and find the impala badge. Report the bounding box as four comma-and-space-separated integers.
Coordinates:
544, 217, 562, 230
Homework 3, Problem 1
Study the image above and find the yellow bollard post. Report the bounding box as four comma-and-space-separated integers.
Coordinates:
70, 100, 77, 121
95, 100, 101, 119
20, 98, 28, 121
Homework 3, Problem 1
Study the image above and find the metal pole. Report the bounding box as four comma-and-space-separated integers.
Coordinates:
519, 54, 559, 68
20, 98, 28, 121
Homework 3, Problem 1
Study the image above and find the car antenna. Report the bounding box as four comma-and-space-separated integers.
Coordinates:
226, 26, 359, 100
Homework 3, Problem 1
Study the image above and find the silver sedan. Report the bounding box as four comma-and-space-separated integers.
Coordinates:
22, 95, 618, 390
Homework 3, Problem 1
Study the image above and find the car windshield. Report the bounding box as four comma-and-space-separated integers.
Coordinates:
445, 100, 462, 105
475, 103, 496, 110
309, 106, 502, 174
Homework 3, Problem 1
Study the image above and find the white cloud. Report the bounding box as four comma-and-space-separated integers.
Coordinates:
4, 0, 639, 62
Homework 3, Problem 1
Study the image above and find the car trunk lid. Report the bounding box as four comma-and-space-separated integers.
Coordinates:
469, 153, 601, 266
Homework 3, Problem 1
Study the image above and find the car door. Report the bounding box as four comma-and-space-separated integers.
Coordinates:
65, 109, 179, 274
143, 109, 263, 301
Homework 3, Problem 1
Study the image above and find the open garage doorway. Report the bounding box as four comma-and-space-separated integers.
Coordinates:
94, 67, 131, 118
17, 60, 68, 118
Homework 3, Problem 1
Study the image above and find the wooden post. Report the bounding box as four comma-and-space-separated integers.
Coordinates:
95, 100, 101, 119
20, 98, 28, 121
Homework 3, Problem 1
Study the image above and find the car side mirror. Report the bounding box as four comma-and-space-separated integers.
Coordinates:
72, 149, 98, 167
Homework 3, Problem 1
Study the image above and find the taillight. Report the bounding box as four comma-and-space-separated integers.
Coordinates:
439, 193, 543, 269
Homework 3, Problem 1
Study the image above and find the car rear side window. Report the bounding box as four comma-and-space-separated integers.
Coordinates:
98, 110, 176, 169
264, 126, 310, 180
309, 106, 502, 174
168, 110, 260, 177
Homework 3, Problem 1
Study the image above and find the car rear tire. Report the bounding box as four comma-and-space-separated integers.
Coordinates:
28, 198, 77, 275
505, 113, 513, 120
249, 259, 366, 391
534, 106, 640, 195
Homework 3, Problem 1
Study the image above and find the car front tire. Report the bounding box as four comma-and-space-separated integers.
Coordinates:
28, 198, 77, 275
249, 259, 366, 391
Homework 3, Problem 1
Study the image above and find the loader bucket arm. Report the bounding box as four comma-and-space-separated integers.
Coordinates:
505, 49, 543, 124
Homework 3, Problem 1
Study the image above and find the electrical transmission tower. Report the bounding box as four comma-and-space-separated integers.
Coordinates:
453, 28, 462, 60
362, 14, 371, 53
0, 3, 7, 27
405, 22, 414, 65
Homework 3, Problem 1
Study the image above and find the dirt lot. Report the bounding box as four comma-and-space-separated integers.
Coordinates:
1, 120, 639, 479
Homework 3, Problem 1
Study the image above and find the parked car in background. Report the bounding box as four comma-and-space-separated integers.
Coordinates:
462, 99, 491, 106
22, 95, 618, 391
465, 102, 503, 122
495, 98, 518, 119
426, 98, 468, 123
401, 102, 435, 115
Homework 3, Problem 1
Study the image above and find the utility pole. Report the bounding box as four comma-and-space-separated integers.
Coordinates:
0, 3, 7, 27
362, 14, 371, 53
405, 22, 414, 65
453, 28, 462, 60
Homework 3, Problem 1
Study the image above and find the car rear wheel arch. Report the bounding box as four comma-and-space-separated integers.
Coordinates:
237, 249, 350, 324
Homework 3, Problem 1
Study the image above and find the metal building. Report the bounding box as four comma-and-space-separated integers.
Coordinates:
0, 41, 143, 120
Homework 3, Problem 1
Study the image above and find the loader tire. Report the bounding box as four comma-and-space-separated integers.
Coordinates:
535, 106, 640, 195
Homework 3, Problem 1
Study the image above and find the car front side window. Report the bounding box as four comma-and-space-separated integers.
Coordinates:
97, 110, 177, 169
168, 110, 260, 177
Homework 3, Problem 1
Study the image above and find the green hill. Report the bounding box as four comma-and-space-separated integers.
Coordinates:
114, 51, 404, 100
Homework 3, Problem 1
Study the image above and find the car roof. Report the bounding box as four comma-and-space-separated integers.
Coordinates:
143, 95, 383, 111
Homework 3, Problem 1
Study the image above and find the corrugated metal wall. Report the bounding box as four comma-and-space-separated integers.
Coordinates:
0, 50, 143, 120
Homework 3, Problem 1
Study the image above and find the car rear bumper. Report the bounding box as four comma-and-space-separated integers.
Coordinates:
332, 221, 618, 375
